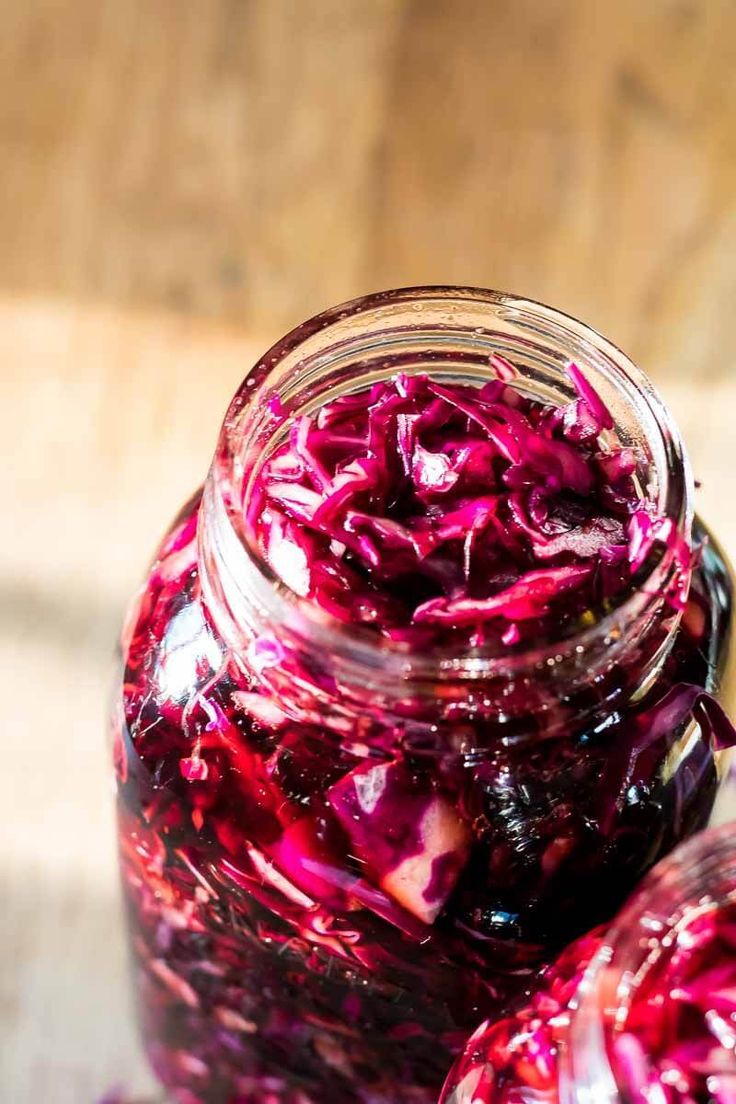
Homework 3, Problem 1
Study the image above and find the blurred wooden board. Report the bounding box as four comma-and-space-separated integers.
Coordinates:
0, 0, 734, 379
1, 0, 736, 1099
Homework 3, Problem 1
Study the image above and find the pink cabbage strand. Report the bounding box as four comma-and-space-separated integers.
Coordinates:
251, 369, 691, 651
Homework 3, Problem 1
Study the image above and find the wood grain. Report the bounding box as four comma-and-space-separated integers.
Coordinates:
0, 0, 734, 378
1, 2, 735, 1100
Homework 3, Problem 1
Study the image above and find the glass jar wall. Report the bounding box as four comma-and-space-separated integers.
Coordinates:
113, 288, 735, 1104
440, 822, 736, 1104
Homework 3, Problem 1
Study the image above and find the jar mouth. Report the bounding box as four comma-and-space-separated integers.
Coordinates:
203, 286, 693, 690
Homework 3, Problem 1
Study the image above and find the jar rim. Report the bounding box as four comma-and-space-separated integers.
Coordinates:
201, 285, 693, 694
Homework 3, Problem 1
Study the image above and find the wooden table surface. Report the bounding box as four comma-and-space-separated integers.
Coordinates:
2, 2, 735, 1101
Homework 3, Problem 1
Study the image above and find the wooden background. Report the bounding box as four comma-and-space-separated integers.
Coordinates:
2, 2, 735, 1100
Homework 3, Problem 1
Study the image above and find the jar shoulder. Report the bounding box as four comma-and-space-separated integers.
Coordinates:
120, 491, 217, 679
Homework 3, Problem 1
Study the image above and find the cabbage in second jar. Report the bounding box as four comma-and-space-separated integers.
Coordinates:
113, 288, 735, 1104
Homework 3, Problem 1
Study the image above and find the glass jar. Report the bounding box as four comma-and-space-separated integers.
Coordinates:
440, 821, 736, 1104
113, 288, 735, 1104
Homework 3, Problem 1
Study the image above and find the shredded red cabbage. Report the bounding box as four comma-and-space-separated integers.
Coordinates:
251, 368, 691, 648
439, 928, 604, 1104
440, 886, 736, 1104
612, 898, 736, 1104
